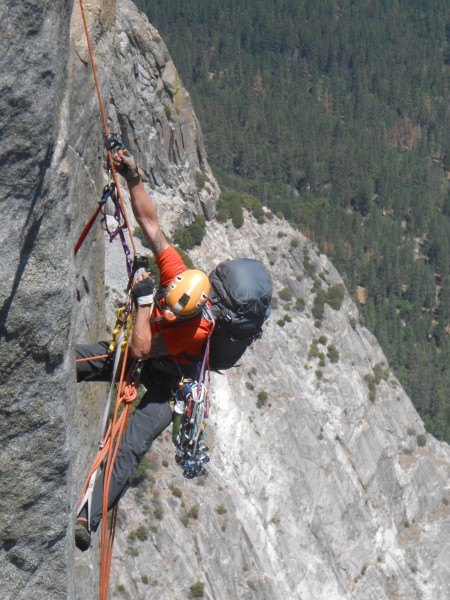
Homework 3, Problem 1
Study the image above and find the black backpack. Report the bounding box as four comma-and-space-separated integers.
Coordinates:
207, 259, 272, 371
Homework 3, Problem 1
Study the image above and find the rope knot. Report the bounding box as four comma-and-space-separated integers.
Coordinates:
121, 384, 137, 404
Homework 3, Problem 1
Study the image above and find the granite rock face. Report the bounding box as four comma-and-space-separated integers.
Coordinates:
186, 219, 450, 600
105, 214, 450, 600
1, 2, 449, 600
108, 2, 219, 227
0, 1, 76, 598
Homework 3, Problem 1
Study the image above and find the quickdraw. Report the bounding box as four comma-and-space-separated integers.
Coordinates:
108, 304, 133, 355
74, 133, 128, 258
172, 378, 210, 478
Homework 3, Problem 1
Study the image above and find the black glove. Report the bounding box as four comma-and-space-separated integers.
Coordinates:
133, 275, 154, 306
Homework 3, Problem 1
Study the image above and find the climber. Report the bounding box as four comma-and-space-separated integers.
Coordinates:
74, 150, 214, 551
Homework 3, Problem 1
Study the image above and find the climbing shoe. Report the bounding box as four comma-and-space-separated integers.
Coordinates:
75, 519, 91, 552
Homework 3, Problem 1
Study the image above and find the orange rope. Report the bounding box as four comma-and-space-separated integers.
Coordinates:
76, 342, 138, 600
99, 344, 137, 600
78, 0, 137, 258
76, 354, 110, 363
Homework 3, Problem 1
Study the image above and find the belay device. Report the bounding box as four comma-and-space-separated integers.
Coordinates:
172, 378, 210, 478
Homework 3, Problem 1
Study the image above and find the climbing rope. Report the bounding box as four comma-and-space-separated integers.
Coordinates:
99, 344, 138, 599
77, 0, 137, 259
76, 336, 142, 600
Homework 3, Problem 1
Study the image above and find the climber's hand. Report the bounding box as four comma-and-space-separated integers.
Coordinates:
133, 270, 154, 306
113, 149, 140, 183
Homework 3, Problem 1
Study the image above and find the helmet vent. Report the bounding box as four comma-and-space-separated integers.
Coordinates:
178, 292, 190, 307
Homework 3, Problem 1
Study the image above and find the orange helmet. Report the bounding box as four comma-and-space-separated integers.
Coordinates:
165, 269, 210, 319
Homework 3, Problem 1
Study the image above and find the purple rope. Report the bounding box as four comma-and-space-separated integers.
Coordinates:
101, 187, 133, 277
198, 306, 215, 384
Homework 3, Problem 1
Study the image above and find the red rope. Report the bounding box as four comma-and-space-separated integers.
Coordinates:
74, 204, 103, 256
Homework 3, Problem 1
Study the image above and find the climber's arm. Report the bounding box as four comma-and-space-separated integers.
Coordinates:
113, 149, 169, 258
130, 272, 170, 359
130, 305, 153, 358
130, 314, 169, 359
127, 179, 169, 258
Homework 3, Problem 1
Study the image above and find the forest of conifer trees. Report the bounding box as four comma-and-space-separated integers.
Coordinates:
136, 0, 450, 442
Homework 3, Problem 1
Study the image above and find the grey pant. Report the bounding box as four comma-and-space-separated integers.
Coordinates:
76, 342, 174, 530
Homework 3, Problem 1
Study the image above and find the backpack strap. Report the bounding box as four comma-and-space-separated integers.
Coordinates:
150, 286, 166, 321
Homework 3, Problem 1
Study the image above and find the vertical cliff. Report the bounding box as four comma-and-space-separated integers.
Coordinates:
0, 2, 449, 600
0, 0, 76, 598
